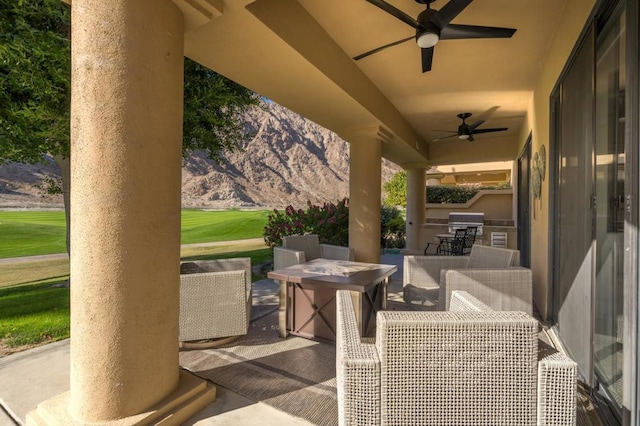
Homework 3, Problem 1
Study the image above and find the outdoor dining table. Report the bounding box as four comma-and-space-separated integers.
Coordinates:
435, 233, 456, 243
268, 258, 397, 342
434, 233, 456, 254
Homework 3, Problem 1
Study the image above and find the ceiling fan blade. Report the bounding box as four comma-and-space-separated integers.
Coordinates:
353, 36, 414, 61
440, 24, 517, 40
431, 129, 457, 133
421, 47, 434, 73
468, 134, 475, 142
433, 0, 472, 28
472, 127, 508, 134
469, 120, 485, 131
366, 0, 421, 29
432, 133, 459, 142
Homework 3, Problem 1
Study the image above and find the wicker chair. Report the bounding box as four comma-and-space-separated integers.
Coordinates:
179, 258, 252, 348
273, 234, 354, 270
403, 244, 520, 305
440, 268, 533, 315
336, 289, 577, 426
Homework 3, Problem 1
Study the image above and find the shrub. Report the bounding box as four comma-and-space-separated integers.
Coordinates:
264, 201, 407, 250
381, 205, 406, 249
263, 198, 349, 248
426, 183, 510, 204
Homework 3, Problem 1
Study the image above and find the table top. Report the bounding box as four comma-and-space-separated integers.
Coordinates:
268, 258, 397, 292
436, 233, 455, 239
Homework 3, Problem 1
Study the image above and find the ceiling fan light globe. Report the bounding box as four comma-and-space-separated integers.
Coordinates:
459, 134, 469, 140
416, 31, 439, 48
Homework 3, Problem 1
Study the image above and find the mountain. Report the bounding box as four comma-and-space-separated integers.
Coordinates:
0, 102, 400, 209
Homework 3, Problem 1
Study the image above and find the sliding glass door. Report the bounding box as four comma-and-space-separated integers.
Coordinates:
553, 26, 595, 385
594, 6, 626, 413
552, 2, 628, 420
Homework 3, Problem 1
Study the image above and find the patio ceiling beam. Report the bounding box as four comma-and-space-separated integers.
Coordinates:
426, 134, 517, 166
172, 0, 223, 30
244, 0, 427, 167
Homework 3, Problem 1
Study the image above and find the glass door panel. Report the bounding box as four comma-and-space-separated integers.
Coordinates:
594, 7, 625, 413
553, 28, 595, 384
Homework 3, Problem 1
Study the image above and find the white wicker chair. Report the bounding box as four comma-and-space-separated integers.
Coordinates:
403, 244, 520, 305
440, 268, 533, 315
179, 258, 252, 348
273, 234, 354, 270
336, 289, 577, 426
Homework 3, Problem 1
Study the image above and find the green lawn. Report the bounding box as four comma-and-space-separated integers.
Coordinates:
0, 211, 67, 258
0, 279, 70, 356
0, 244, 273, 356
0, 209, 275, 355
0, 209, 270, 258
181, 209, 270, 243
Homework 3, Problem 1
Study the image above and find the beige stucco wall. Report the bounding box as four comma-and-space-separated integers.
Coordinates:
521, 0, 596, 319
425, 190, 514, 221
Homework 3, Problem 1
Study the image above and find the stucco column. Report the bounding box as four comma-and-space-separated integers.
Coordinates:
405, 167, 426, 253
344, 127, 388, 263
27, 1, 215, 424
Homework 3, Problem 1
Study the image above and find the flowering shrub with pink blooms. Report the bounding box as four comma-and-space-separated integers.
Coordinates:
263, 198, 349, 248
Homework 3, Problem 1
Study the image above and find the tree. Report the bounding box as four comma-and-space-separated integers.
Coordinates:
383, 171, 407, 208
0, 0, 71, 162
1, 0, 260, 253
183, 59, 260, 162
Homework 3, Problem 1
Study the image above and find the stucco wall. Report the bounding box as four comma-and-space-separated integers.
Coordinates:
521, 0, 596, 319
425, 190, 513, 221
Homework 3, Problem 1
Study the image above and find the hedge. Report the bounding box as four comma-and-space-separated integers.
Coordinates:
426, 184, 510, 204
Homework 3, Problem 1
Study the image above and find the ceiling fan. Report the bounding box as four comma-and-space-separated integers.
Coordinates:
432, 112, 508, 142
354, 0, 517, 72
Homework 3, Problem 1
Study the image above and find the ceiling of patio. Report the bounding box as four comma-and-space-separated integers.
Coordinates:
182, 0, 569, 168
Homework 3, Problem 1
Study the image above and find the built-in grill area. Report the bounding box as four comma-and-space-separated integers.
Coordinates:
448, 212, 484, 236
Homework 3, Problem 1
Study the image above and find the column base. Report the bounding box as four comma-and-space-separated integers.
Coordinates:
26, 370, 216, 426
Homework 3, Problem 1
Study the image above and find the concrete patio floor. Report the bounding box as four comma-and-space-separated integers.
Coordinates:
0, 336, 313, 426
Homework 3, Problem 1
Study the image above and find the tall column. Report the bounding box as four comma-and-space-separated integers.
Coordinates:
27, 1, 215, 424
344, 127, 388, 263
405, 167, 426, 253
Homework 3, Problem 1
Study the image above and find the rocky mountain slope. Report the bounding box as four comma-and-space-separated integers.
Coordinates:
0, 102, 400, 209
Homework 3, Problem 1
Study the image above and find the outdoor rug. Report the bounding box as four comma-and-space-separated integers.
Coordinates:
179, 304, 339, 426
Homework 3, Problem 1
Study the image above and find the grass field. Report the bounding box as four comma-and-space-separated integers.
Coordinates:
0, 209, 271, 258
0, 209, 275, 354
181, 209, 270, 244
0, 279, 70, 356
0, 240, 272, 356
0, 211, 67, 259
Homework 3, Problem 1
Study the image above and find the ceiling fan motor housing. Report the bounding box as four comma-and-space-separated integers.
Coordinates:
458, 123, 471, 139
416, 9, 440, 47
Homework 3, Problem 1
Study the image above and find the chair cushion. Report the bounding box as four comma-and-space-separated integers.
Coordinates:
466, 244, 515, 268
283, 234, 322, 261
